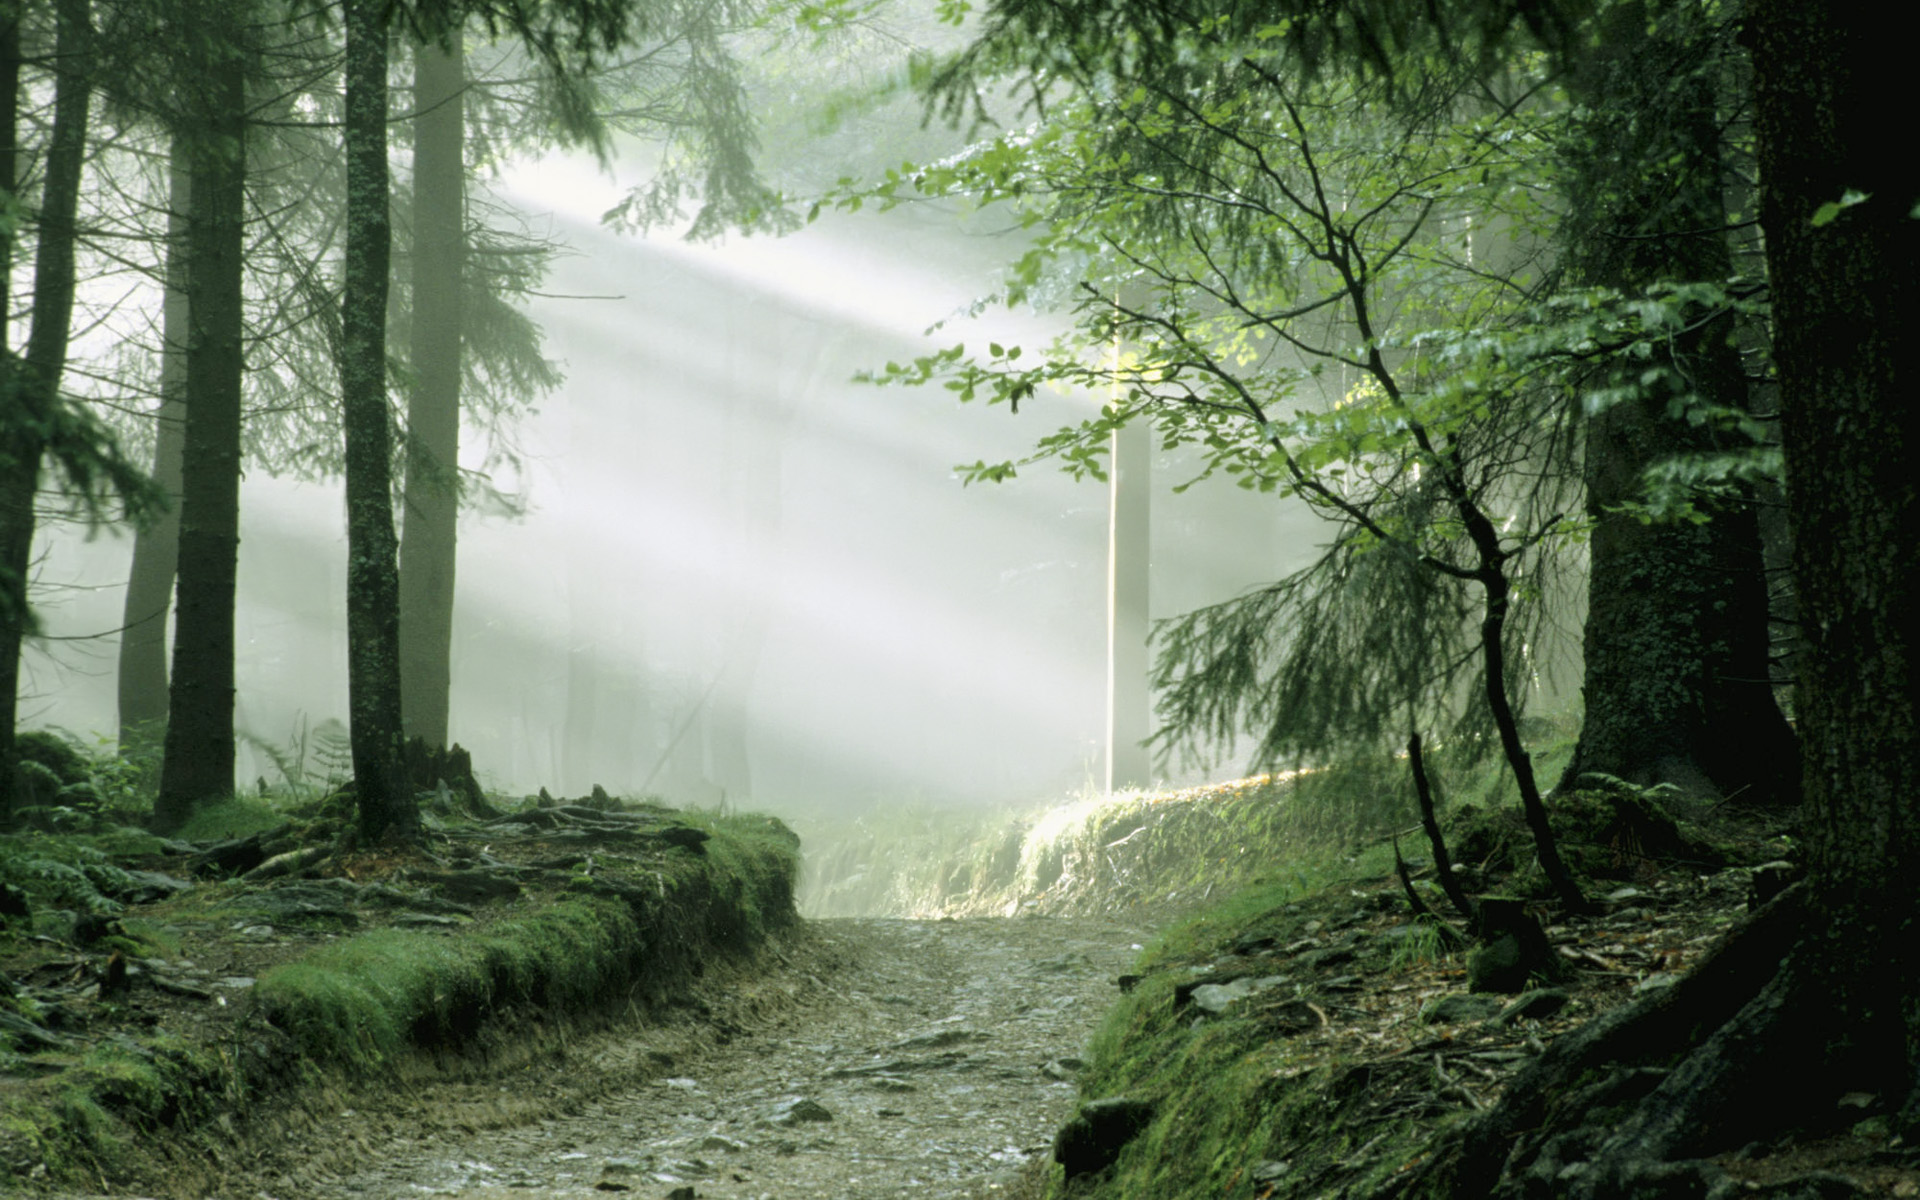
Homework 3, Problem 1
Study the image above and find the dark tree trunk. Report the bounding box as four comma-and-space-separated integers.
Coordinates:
1, 0, 91, 821
117, 142, 190, 755
1403, 3, 1920, 1192
1748, 0, 1920, 1127
155, 36, 246, 830
1557, 0, 1798, 807
340, 0, 417, 843
398, 32, 465, 752
0, 10, 23, 820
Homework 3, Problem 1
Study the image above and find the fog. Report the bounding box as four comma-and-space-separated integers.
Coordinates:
23, 147, 1330, 818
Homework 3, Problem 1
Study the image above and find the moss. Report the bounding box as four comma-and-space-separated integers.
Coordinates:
173, 796, 289, 842
2, 808, 800, 1190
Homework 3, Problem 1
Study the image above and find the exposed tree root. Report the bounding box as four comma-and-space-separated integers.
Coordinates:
1388, 885, 1848, 1198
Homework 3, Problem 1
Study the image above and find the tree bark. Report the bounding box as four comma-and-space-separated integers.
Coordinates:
1747, 0, 1920, 1126
398, 31, 465, 752
1, 0, 91, 821
155, 30, 247, 830
340, 0, 417, 843
1399, 3, 1920, 1191
0, 10, 23, 820
1557, 0, 1798, 807
117, 141, 190, 755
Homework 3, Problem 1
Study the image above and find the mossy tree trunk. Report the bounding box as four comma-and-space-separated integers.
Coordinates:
398, 31, 465, 753
117, 141, 190, 756
340, 0, 417, 844
1, 0, 91, 822
1406, 3, 1920, 1191
1556, 0, 1798, 807
155, 20, 248, 830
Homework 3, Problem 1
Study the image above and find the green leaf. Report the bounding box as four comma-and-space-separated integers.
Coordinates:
1810, 188, 1870, 227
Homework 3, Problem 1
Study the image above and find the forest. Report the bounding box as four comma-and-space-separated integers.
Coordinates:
0, 0, 1915, 1196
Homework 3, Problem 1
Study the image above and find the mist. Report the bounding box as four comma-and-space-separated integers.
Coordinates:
23, 141, 1328, 821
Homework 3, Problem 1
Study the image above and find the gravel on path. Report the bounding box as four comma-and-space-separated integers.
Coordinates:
195, 916, 1150, 1200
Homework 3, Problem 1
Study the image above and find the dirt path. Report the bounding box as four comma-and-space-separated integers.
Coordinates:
177, 916, 1149, 1200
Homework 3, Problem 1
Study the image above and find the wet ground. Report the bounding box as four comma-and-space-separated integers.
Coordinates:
174, 916, 1150, 1200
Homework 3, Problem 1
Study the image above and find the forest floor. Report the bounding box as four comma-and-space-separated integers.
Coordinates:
11, 790, 1918, 1199
33, 914, 1148, 1199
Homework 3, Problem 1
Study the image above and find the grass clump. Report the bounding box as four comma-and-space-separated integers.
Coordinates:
253, 812, 797, 1074
256, 899, 638, 1067
1055, 876, 1446, 1200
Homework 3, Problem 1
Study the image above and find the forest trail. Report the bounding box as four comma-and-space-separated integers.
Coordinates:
170, 916, 1149, 1200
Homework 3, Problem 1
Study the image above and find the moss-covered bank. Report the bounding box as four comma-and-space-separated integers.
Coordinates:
0, 806, 799, 1192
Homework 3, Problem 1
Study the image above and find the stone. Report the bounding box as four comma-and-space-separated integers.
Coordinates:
110, 870, 195, 903
1497, 988, 1573, 1024
761, 1097, 832, 1126
1419, 994, 1508, 1025
1054, 1097, 1156, 1180
1041, 1057, 1085, 1080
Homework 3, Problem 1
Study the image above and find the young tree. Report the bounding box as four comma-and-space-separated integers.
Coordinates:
878, 38, 1593, 907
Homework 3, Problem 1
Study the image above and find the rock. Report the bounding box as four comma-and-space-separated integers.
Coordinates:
107, 869, 195, 903
392, 912, 470, 928
0, 1011, 65, 1050
893, 1027, 988, 1050
1419, 994, 1508, 1025
1189, 982, 1253, 1014
1301, 945, 1357, 971
761, 1097, 832, 1126
1497, 988, 1573, 1024
1054, 1097, 1156, 1180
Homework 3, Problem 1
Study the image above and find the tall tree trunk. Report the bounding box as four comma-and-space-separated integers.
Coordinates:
155, 31, 246, 830
0, 9, 22, 819
118, 142, 190, 755
340, 0, 416, 843
1, 0, 91, 821
1556, 0, 1799, 806
1410, 5, 1920, 1191
398, 32, 464, 751
1749, 0, 1920, 1125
